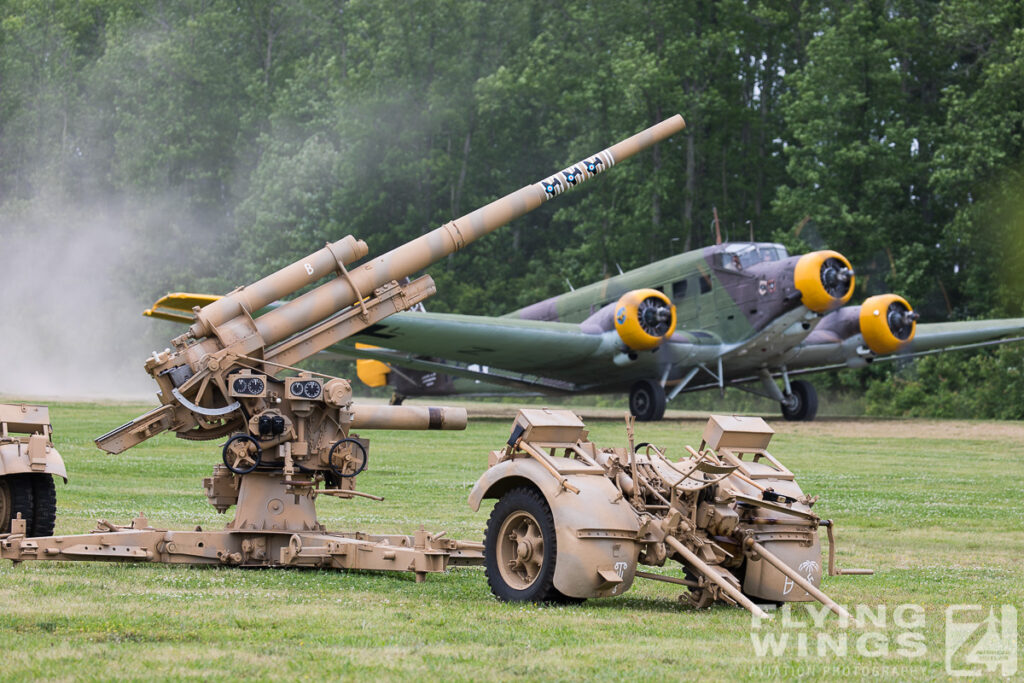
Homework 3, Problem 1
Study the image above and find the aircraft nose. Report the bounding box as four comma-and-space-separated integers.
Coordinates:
794, 250, 856, 313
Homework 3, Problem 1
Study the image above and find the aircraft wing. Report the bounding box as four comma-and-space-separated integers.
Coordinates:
903, 318, 1024, 354
350, 312, 605, 374
325, 345, 581, 393
142, 293, 714, 394
341, 310, 719, 394
756, 316, 1024, 379
146, 293, 611, 374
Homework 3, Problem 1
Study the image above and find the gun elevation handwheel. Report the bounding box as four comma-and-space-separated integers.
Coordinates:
328, 438, 368, 478
222, 434, 262, 474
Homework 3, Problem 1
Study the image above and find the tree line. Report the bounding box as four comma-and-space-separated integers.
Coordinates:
2, 0, 1022, 416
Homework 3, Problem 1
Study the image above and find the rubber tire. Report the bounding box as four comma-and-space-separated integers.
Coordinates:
629, 379, 667, 422
781, 379, 819, 421
484, 487, 565, 603
30, 474, 56, 537
0, 474, 35, 535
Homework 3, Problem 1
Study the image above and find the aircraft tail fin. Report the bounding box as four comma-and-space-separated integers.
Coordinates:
355, 343, 391, 387
143, 292, 222, 323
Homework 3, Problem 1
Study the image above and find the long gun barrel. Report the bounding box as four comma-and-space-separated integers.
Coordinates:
190, 115, 686, 351
73, 118, 690, 592
97, 116, 686, 455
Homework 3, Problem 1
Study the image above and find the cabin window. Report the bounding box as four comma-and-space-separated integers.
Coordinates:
672, 280, 688, 299
699, 276, 712, 294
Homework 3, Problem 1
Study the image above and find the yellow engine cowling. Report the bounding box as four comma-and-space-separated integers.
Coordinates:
859, 294, 917, 354
613, 289, 677, 351
354, 343, 391, 387
794, 250, 855, 313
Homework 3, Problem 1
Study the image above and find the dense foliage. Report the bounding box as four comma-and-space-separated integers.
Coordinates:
1, 0, 1021, 416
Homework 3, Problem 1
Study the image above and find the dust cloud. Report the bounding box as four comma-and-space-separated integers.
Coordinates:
0, 203, 170, 401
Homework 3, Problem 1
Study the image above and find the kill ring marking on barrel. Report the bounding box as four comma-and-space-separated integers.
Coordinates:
538, 151, 615, 199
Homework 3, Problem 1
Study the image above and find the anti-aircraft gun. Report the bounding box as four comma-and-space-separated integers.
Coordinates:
0, 116, 687, 578
471, 410, 871, 618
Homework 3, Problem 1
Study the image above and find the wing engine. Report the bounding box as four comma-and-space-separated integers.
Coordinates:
859, 294, 918, 354
613, 289, 677, 351
794, 250, 855, 313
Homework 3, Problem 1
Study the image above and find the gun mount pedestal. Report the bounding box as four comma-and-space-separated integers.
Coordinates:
2, 386, 486, 576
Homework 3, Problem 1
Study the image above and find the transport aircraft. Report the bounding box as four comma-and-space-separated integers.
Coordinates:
147, 241, 1024, 421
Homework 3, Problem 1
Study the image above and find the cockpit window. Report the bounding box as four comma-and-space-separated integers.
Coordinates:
717, 242, 789, 271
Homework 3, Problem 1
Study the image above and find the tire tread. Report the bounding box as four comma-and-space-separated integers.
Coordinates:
484, 487, 568, 603
2, 474, 34, 534
30, 474, 56, 537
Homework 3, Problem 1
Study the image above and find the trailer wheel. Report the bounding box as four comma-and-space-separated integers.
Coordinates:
485, 487, 563, 603
30, 474, 56, 537
0, 474, 35, 534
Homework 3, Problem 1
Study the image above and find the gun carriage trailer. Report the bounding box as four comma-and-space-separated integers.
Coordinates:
472, 410, 870, 618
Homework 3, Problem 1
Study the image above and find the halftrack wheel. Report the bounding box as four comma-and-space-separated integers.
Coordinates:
0, 474, 51, 535
30, 474, 56, 537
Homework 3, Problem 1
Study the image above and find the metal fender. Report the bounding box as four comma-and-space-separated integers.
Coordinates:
744, 536, 823, 602
729, 473, 823, 602
470, 458, 642, 599
0, 442, 67, 481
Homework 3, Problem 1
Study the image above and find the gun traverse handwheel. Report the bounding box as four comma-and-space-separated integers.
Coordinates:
328, 438, 368, 478
222, 434, 262, 474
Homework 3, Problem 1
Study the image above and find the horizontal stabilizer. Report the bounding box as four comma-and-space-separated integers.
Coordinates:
143, 292, 222, 323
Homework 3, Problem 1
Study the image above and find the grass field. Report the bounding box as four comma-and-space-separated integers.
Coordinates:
1, 401, 1022, 681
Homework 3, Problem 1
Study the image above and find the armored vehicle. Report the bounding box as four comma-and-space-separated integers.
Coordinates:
0, 403, 65, 536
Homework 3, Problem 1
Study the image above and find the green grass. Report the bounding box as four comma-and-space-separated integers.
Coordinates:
1, 403, 1022, 681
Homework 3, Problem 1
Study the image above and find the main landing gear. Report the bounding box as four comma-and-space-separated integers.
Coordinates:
629, 379, 667, 422
758, 369, 818, 422
627, 369, 820, 423
780, 379, 818, 421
